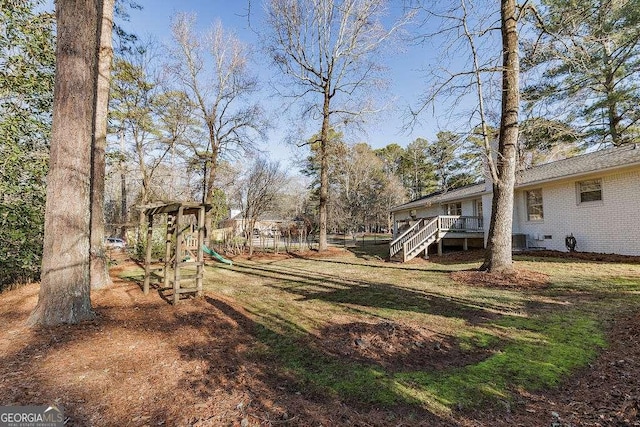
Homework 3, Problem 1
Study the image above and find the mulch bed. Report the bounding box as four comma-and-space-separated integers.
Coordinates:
450, 269, 551, 289
313, 320, 495, 372
519, 249, 640, 264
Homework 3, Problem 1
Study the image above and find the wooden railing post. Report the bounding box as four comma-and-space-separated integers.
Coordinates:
143, 213, 153, 295
173, 206, 184, 305
196, 205, 205, 297
164, 215, 173, 291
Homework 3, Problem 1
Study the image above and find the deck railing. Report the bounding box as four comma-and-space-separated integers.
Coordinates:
438, 215, 483, 232
390, 215, 484, 260
389, 218, 425, 258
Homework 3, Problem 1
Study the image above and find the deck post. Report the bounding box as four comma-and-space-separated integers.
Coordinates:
463, 238, 468, 251
164, 215, 173, 291
173, 206, 184, 304
143, 214, 153, 295
196, 205, 205, 297
437, 239, 443, 256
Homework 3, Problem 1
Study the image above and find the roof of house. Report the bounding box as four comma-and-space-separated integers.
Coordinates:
390, 182, 486, 212
391, 144, 640, 213
516, 143, 640, 186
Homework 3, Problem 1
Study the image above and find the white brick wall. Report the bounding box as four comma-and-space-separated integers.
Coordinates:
514, 169, 640, 255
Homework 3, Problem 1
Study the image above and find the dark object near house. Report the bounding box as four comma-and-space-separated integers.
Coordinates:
512, 234, 527, 250
565, 234, 577, 252
105, 237, 126, 249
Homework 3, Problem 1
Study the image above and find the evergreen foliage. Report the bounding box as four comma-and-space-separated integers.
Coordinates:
524, 0, 640, 146
0, 0, 55, 288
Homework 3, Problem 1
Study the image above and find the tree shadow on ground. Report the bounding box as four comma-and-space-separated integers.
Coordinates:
288, 253, 475, 272
0, 283, 461, 426
229, 260, 517, 322
343, 241, 391, 260
199, 295, 461, 425
1, 252, 617, 427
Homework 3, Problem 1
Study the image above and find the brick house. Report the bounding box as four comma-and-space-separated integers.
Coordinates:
390, 144, 640, 261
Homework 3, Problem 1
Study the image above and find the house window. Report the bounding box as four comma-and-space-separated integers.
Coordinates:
474, 199, 483, 219
526, 189, 543, 221
578, 179, 602, 203
444, 202, 462, 215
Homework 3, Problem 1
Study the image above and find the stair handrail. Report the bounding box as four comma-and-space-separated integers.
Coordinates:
403, 217, 439, 262
389, 218, 425, 258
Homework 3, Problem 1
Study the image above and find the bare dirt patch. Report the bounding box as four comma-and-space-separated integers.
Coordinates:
520, 249, 640, 264
314, 321, 494, 372
450, 269, 551, 289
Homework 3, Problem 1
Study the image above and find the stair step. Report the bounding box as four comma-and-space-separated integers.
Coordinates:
168, 275, 203, 284
405, 237, 438, 262
174, 287, 200, 294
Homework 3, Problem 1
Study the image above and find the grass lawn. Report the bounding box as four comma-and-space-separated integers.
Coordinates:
122, 244, 640, 417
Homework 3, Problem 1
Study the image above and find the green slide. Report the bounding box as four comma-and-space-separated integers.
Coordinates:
202, 245, 233, 266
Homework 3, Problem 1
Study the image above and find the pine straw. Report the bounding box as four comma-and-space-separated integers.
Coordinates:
450, 269, 551, 290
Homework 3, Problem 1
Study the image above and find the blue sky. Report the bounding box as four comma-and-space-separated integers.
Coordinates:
43, 0, 488, 168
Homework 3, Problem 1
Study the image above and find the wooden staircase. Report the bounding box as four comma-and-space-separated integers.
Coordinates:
389, 215, 484, 262
389, 217, 439, 262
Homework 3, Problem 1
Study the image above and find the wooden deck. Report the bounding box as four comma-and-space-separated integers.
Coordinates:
390, 216, 484, 262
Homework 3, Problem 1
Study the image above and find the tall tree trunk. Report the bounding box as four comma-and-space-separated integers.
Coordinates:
204, 146, 220, 247
91, 0, 115, 289
138, 183, 149, 240
481, 0, 519, 274
318, 92, 330, 252
118, 130, 127, 238
29, 0, 103, 326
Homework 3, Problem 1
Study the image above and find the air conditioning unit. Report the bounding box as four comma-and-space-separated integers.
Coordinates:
512, 234, 526, 250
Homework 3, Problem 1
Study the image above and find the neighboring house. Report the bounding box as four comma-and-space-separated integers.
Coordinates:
390, 144, 640, 261
219, 211, 293, 237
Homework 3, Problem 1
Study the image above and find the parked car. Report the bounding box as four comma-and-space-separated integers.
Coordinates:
105, 237, 126, 249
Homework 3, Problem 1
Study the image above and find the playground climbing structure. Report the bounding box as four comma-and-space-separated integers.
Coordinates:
140, 202, 211, 304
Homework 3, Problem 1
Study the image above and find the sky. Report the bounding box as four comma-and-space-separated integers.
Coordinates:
42, 0, 485, 169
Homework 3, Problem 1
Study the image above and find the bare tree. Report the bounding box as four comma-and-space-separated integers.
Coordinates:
481, 0, 519, 273
109, 46, 174, 232
154, 89, 198, 200
29, 0, 114, 326
264, 0, 411, 251
168, 14, 267, 238
335, 143, 405, 234
236, 158, 287, 256
411, 0, 520, 273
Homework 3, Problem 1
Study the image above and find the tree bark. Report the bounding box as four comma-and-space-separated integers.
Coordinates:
91, 0, 115, 289
318, 91, 331, 252
29, 0, 103, 326
481, 0, 519, 274
204, 145, 220, 247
